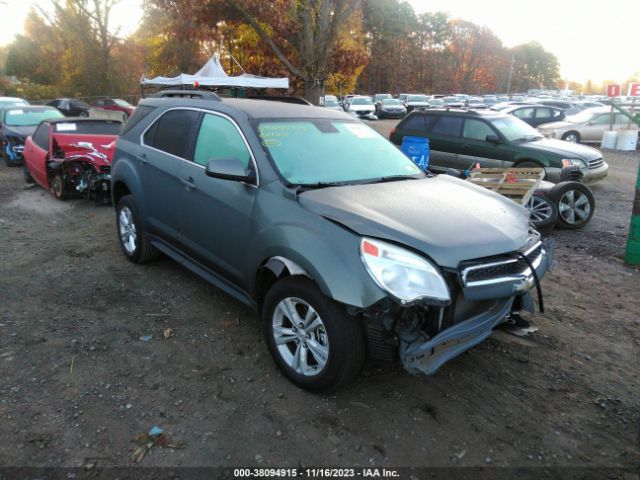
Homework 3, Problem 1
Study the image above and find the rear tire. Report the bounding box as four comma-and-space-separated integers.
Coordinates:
262, 276, 366, 392
116, 194, 159, 263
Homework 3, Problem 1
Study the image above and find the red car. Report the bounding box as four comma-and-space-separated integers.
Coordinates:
90, 98, 135, 118
23, 118, 121, 202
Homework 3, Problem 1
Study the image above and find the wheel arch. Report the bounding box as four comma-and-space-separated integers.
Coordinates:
255, 256, 312, 307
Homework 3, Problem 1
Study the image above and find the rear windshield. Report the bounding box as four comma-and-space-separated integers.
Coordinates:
351, 97, 373, 105
53, 120, 121, 135
257, 119, 423, 185
5, 108, 64, 126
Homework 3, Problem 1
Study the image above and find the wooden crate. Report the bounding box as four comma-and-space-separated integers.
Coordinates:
466, 167, 545, 206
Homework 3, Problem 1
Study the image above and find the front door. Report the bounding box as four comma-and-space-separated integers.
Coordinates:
458, 118, 512, 168
178, 112, 258, 288
24, 122, 51, 188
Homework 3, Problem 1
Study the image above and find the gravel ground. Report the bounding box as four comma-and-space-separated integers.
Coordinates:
0, 124, 639, 477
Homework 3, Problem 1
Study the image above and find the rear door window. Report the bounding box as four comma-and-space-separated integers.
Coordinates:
143, 109, 201, 160
193, 114, 252, 168
513, 108, 534, 119
535, 108, 552, 119
400, 114, 436, 133
429, 116, 463, 137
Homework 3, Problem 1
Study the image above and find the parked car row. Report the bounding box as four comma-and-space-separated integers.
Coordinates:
2, 91, 554, 392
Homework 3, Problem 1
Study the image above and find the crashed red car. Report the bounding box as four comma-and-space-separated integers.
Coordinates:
23, 118, 121, 202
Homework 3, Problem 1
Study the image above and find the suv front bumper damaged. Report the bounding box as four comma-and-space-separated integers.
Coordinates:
365, 236, 554, 376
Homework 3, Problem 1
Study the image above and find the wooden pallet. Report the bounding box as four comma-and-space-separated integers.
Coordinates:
467, 167, 545, 206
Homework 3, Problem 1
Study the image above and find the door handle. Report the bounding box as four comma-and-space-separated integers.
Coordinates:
181, 177, 196, 191
137, 153, 148, 164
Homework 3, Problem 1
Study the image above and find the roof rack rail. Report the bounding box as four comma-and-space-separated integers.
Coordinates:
150, 89, 222, 101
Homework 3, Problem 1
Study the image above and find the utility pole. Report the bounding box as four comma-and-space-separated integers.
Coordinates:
506, 54, 515, 95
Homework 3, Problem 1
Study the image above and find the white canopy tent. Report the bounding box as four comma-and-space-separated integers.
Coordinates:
140, 54, 289, 89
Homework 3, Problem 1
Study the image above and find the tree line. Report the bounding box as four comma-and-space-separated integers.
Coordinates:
0, 0, 609, 104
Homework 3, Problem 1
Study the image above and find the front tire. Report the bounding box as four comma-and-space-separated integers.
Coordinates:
116, 195, 159, 263
262, 276, 366, 392
562, 131, 581, 143
51, 173, 70, 200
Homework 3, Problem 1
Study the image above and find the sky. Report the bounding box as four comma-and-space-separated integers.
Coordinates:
1, 0, 639, 84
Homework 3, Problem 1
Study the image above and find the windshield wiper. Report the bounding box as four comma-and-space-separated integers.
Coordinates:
366, 174, 424, 184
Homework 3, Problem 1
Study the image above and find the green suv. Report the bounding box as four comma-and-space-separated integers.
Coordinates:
389, 109, 608, 184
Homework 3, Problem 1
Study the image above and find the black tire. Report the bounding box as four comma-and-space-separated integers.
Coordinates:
23, 164, 35, 184
561, 131, 581, 143
51, 173, 70, 200
116, 194, 159, 263
262, 276, 366, 392
547, 181, 595, 229
526, 193, 558, 233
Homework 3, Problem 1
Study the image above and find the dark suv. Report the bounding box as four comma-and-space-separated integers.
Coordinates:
111, 92, 551, 391
390, 108, 608, 184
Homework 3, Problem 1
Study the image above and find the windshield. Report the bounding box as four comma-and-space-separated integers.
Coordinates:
5, 108, 64, 126
351, 97, 373, 105
114, 99, 133, 107
408, 95, 428, 102
382, 99, 402, 106
489, 116, 543, 142
429, 99, 444, 106
325, 100, 339, 107
257, 120, 424, 186
566, 109, 599, 123
375, 94, 392, 100
443, 97, 459, 104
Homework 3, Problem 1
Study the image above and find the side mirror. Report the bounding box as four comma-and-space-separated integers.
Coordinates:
485, 134, 501, 144
205, 157, 255, 183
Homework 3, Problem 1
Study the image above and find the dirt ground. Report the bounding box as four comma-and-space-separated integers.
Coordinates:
0, 121, 639, 477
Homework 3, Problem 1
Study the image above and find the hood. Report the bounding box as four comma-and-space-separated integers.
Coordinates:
537, 120, 575, 130
521, 137, 601, 160
299, 175, 531, 268
52, 133, 117, 166
3, 125, 36, 138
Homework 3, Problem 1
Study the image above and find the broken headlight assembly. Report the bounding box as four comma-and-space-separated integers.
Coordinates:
360, 238, 450, 306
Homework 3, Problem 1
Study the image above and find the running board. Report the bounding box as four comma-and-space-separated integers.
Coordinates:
149, 237, 256, 308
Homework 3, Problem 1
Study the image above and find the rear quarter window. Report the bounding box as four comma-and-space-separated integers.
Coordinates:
399, 114, 436, 132
143, 109, 201, 160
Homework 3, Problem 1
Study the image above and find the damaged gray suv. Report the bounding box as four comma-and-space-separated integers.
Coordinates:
111, 91, 552, 392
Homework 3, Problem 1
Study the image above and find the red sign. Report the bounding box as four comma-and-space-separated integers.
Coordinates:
606, 84, 621, 97
629, 83, 640, 97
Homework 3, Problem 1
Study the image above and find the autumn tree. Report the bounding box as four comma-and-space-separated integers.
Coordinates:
510, 41, 561, 91
194, 0, 364, 104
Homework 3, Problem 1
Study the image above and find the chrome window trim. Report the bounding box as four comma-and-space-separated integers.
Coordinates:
139, 106, 259, 188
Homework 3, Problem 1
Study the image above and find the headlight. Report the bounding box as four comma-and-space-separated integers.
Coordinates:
562, 158, 585, 167
360, 238, 450, 305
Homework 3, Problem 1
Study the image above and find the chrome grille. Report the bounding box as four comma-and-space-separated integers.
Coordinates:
459, 238, 544, 287
588, 158, 604, 169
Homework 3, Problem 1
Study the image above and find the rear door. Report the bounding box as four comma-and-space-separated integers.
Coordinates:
459, 118, 512, 168
139, 108, 201, 243
24, 122, 51, 188
177, 112, 258, 287
426, 115, 464, 169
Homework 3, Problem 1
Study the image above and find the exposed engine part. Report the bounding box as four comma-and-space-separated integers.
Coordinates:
48, 159, 111, 204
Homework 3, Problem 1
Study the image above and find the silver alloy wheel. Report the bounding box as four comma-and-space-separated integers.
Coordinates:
564, 133, 579, 143
558, 189, 591, 225
527, 195, 554, 222
272, 297, 329, 376
119, 206, 137, 255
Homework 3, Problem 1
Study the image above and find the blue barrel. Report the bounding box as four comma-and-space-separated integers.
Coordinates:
400, 136, 430, 171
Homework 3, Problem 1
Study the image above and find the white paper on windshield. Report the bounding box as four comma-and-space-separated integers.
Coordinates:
344, 123, 377, 139
56, 123, 77, 132
7, 110, 24, 115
